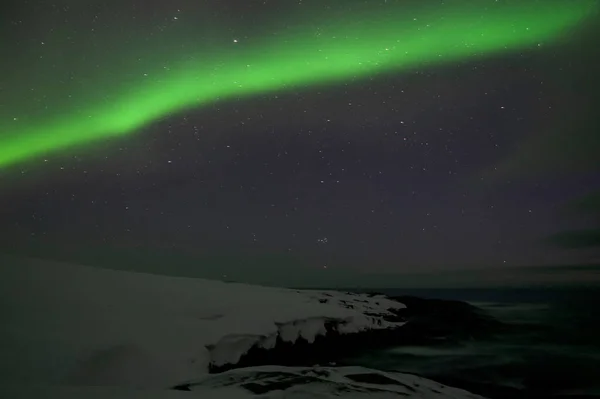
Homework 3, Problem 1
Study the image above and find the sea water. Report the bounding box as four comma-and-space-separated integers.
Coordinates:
346, 287, 600, 398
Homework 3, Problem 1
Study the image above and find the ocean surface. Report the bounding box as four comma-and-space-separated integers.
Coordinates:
344, 287, 600, 398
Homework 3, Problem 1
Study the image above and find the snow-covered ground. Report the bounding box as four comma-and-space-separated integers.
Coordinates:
0, 257, 403, 388
0, 257, 486, 398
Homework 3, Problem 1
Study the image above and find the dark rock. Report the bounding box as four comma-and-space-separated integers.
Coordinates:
346, 373, 416, 390
389, 295, 505, 344
171, 383, 192, 391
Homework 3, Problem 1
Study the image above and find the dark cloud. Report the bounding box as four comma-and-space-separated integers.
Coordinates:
571, 190, 600, 214
546, 229, 600, 249
545, 190, 600, 250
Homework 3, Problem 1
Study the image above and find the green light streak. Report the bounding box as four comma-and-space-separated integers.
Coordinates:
1, 1, 596, 168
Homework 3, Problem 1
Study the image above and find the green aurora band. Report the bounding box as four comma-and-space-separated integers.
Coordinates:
1, 0, 597, 169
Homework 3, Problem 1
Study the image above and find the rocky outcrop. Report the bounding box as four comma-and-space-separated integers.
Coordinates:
389, 295, 505, 344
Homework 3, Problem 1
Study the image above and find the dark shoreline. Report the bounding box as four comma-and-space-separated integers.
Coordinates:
201, 291, 600, 398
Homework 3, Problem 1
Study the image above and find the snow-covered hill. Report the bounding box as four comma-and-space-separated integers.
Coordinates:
0, 257, 486, 398
0, 257, 403, 388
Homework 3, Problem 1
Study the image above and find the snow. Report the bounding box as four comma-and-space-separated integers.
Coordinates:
192, 365, 488, 398
0, 257, 404, 389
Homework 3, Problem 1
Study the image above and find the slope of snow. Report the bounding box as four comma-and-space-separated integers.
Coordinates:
0, 257, 404, 388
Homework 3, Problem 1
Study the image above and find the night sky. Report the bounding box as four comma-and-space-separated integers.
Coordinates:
1, 0, 599, 287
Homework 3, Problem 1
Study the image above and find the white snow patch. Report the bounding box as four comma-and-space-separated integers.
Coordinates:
191, 365, 488, 398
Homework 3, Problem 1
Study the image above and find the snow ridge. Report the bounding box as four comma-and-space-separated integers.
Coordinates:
207, 313, 400, 367
205, 288, 406, 368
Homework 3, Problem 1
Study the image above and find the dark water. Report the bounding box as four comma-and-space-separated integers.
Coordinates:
346, 287, 600, 398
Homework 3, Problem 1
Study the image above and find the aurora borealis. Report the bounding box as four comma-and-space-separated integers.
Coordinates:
1, 0, 596, 169
1, 0, 600, 284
